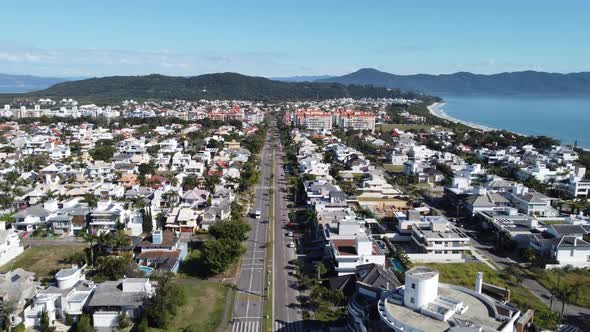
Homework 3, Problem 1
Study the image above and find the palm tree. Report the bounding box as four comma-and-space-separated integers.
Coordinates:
109, 231, 131, 255
82, 193, 98, 208
556, 286, 575, 321
80, 231, 98, 266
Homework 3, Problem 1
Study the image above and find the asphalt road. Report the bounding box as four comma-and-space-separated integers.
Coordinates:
230, 133, 273, 332
272, 131, 304, 332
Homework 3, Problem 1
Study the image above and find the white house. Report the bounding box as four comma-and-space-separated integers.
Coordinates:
325, 220, 386, 276
0, 222, 24, 266
23, 265, 95, 328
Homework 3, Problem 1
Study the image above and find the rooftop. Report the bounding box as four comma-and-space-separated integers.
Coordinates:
381, 285, 505, 332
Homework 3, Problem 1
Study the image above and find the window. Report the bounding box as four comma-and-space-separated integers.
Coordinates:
411, 283, 415, 289
410, 297, 415, 304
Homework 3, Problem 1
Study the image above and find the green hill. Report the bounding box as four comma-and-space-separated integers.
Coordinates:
22, 72, 432, 102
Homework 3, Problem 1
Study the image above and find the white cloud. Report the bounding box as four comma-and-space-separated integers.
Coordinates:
0, 42, 309, 77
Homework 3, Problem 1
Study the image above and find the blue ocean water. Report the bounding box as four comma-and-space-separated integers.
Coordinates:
439, 95, 590, 148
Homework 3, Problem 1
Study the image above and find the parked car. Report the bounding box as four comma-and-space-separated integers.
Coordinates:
287, 242, 295, 248
286, 231, 294, 237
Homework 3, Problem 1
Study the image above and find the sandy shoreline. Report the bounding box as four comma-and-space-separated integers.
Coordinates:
427, 102, 493, 132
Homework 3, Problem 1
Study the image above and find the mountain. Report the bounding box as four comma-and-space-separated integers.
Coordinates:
271, 75, 335, 82
0, 74, 77, 93
23, 72, 430, 102
317, 68, 590, 96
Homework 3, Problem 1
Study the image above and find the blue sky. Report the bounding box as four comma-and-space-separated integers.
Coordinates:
1, 0, 589, 77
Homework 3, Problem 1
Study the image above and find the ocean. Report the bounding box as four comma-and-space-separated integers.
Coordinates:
438, 95, 590, 148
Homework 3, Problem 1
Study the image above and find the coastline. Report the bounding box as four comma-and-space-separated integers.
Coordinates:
427, 102, 493, 132
427, 102, 590, 152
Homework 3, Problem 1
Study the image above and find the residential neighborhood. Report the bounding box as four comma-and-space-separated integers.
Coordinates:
0, 95, 588, 332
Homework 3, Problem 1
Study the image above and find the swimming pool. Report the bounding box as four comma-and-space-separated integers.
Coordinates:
390, 258, 406, 273
138, 266, 154, 276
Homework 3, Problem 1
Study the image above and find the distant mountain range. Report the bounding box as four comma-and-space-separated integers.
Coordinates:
0, 73, 78, 93
16, 72, 428, 102
271, 75, 335, 83
316, 68, 590, 95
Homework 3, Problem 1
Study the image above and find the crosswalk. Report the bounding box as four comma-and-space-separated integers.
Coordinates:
230, 319, 305, 332
231, 319, 260, 332
274, 320, 305, 332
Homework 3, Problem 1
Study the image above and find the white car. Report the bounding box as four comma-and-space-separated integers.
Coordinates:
287, 242, 295, 248
286, 231, 294, 237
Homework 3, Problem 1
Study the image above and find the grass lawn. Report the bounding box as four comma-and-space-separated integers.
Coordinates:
424, 263, 557, 329
149, 278, 228, 332
377, 123, 434, 132
534, 269, 590, 308
0, 244, 85, 279
382, 164, 404, 172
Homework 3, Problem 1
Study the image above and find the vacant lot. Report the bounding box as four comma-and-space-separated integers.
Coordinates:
149, 278, 229, 332
534, 268, 590, 308
424, 263, 557, 329
0, 244, 86, 279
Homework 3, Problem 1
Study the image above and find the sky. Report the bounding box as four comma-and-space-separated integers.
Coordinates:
1, 0, 589, 78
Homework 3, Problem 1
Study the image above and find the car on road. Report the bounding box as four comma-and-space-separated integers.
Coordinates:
286, 231, 293, 237
287, 242, 295, 248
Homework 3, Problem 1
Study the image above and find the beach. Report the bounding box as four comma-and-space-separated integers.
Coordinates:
427, 102, 493, 132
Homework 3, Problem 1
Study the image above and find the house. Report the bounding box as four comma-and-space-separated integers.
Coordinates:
23, 265, 95, 328
548, 236, 590, 269
324, 220, 386, 276
48, 204, 91, 235
87, 278, 154, 328
0, 269, 40, 327
546, 224, 588, 240
182, 188, 210, 208
201, 201, 231, 230
393, 211, 471, 262
505, 185, 559, 217
340, 264, 402, 332
166, 207, 200, 233
476, 208, 538, 247
89, 200, 126, 233
0, 222, 24, 266
373, 267, 522, 332
118, 173, 139, 188
12, 201, 58, 231
136, 230, 187, 273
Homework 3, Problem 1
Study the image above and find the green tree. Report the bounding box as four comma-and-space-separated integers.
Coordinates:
107, 230, 131, 255
116, 312, 131, 329
145, 275, 186, 329
82, 193, 98, 208
181, 175, 198, 190
135, 317, 148, 332
40, 309, 51, 332
89, 145, 116, 161
201, 238, 245, 275
13, 322, 26, 332
209, 219, 251, 242
142, 207, 153, 234
80, 231, 98, 265
0, 299, 16, 331
75, 314, 93, 332
94, 254, 136, 280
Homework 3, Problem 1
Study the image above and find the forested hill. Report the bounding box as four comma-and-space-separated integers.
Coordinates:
25, 72, 435, 102
318, 68, 590, 96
